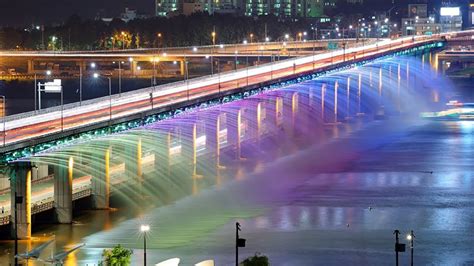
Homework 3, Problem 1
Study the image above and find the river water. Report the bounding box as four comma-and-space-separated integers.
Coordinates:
0, 74, 472, 265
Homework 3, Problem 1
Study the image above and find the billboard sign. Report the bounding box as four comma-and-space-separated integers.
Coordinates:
408, 4, 428, 18
440, 7, 461, 17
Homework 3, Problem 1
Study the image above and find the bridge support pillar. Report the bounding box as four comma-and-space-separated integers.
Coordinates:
27, 60, 34, 74
181, 123, 198, 177
205, 114, 221, 166
10, 162, 32, 239
227, 109, 242, 159
246, 102, 263, 142
275, 96, 283, 128
153, 131, 171, 177
179, 60, 185, 76
131, 61, 138, 76
283, 92, 298, 135
32, 164, 49, 181
53, 156, 73, 223
91, 148, 110, 209
125, 138, 143, 185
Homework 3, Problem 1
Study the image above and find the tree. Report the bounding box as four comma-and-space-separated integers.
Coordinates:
100, 244, 133, 266
241, 253, 269, 266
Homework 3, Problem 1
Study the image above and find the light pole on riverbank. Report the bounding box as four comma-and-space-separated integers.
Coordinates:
141, 224, 150, 266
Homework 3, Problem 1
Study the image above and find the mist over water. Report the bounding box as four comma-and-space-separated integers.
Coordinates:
2, 54, 473, 265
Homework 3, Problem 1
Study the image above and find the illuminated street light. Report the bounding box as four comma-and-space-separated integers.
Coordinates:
211, 31, 216, 45
137, 66, 141, 71
284, 34, 289, 40
93, 73, 112, 121
265, 37, 270, 42
129, 57, 134, 62
90, 62, 96, 68
141, 225, 150, 266
46, 70, 52, 76
193, 47, 198, 52
243, 40, 248, 45
219, 44, 224, 48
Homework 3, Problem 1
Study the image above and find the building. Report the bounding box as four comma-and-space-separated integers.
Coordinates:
401, 3, 441, 36
182, 1, 205, 15
156, 0, 326, 17
439, 6, 463, 32
469, 2, 474, 28
402, 16, 441, 36
156, 0, 180, 16
244, 0, 324, 17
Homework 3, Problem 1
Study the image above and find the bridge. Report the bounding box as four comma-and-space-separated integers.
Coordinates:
0, 30, 472, 240
0, 39, 369, 80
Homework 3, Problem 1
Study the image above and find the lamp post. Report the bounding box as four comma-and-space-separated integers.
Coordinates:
407, 230, 415, 266
157, 32, 162, 49
93, 73, 112, 122
140, 224, 150, 266
0, 95, 5, 146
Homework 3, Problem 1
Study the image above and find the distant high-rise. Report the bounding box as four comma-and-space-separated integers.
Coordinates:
156, 0, 180, 16
156, 0, 325, 17
469, 1, 474, 28
244, 0, 324, 17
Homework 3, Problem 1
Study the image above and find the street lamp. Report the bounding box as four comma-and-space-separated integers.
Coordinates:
93, 73, 112, 122
249, 33, 254, 43
157, 32, 163, 49
211, 31, 216, 46
140, 224, 150, 266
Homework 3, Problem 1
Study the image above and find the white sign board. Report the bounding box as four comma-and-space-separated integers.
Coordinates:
440, 7, 460, 17
43, 79, 62, 93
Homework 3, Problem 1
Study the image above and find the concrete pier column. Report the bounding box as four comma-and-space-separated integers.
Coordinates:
10, 163, 32, 239
321, 84, 327, 121
275, 96, 283, 128
91, 148, 111, 209
131, 61, 138, 76
125, 138, 143, 184
205, 114, 221, 165
227, 109, 242, 159
179, 60, 185, 76
154, 131, 171, 177
181, 123, 198, 176
283, 92, 298, 135
254, 102, 263, 141
245, 102, 263, 141
32, 164, 49, 181
53, 156, 73, 223
27, 60, 34, 74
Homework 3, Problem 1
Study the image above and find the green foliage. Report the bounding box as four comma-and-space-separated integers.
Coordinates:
101, 244, 133, 266
0, 13, 310, 50
241, 252, 270, 266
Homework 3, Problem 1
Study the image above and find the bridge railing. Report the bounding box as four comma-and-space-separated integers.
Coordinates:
0, 38, 374, 55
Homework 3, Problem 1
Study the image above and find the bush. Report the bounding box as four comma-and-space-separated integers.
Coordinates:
241, 252, 270, 266
100, 244, 133, 266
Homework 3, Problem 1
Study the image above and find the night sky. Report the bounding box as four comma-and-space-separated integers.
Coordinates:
0, 0, 153, 26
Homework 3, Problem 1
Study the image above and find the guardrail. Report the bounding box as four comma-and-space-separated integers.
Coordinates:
0, 187, 92, 226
